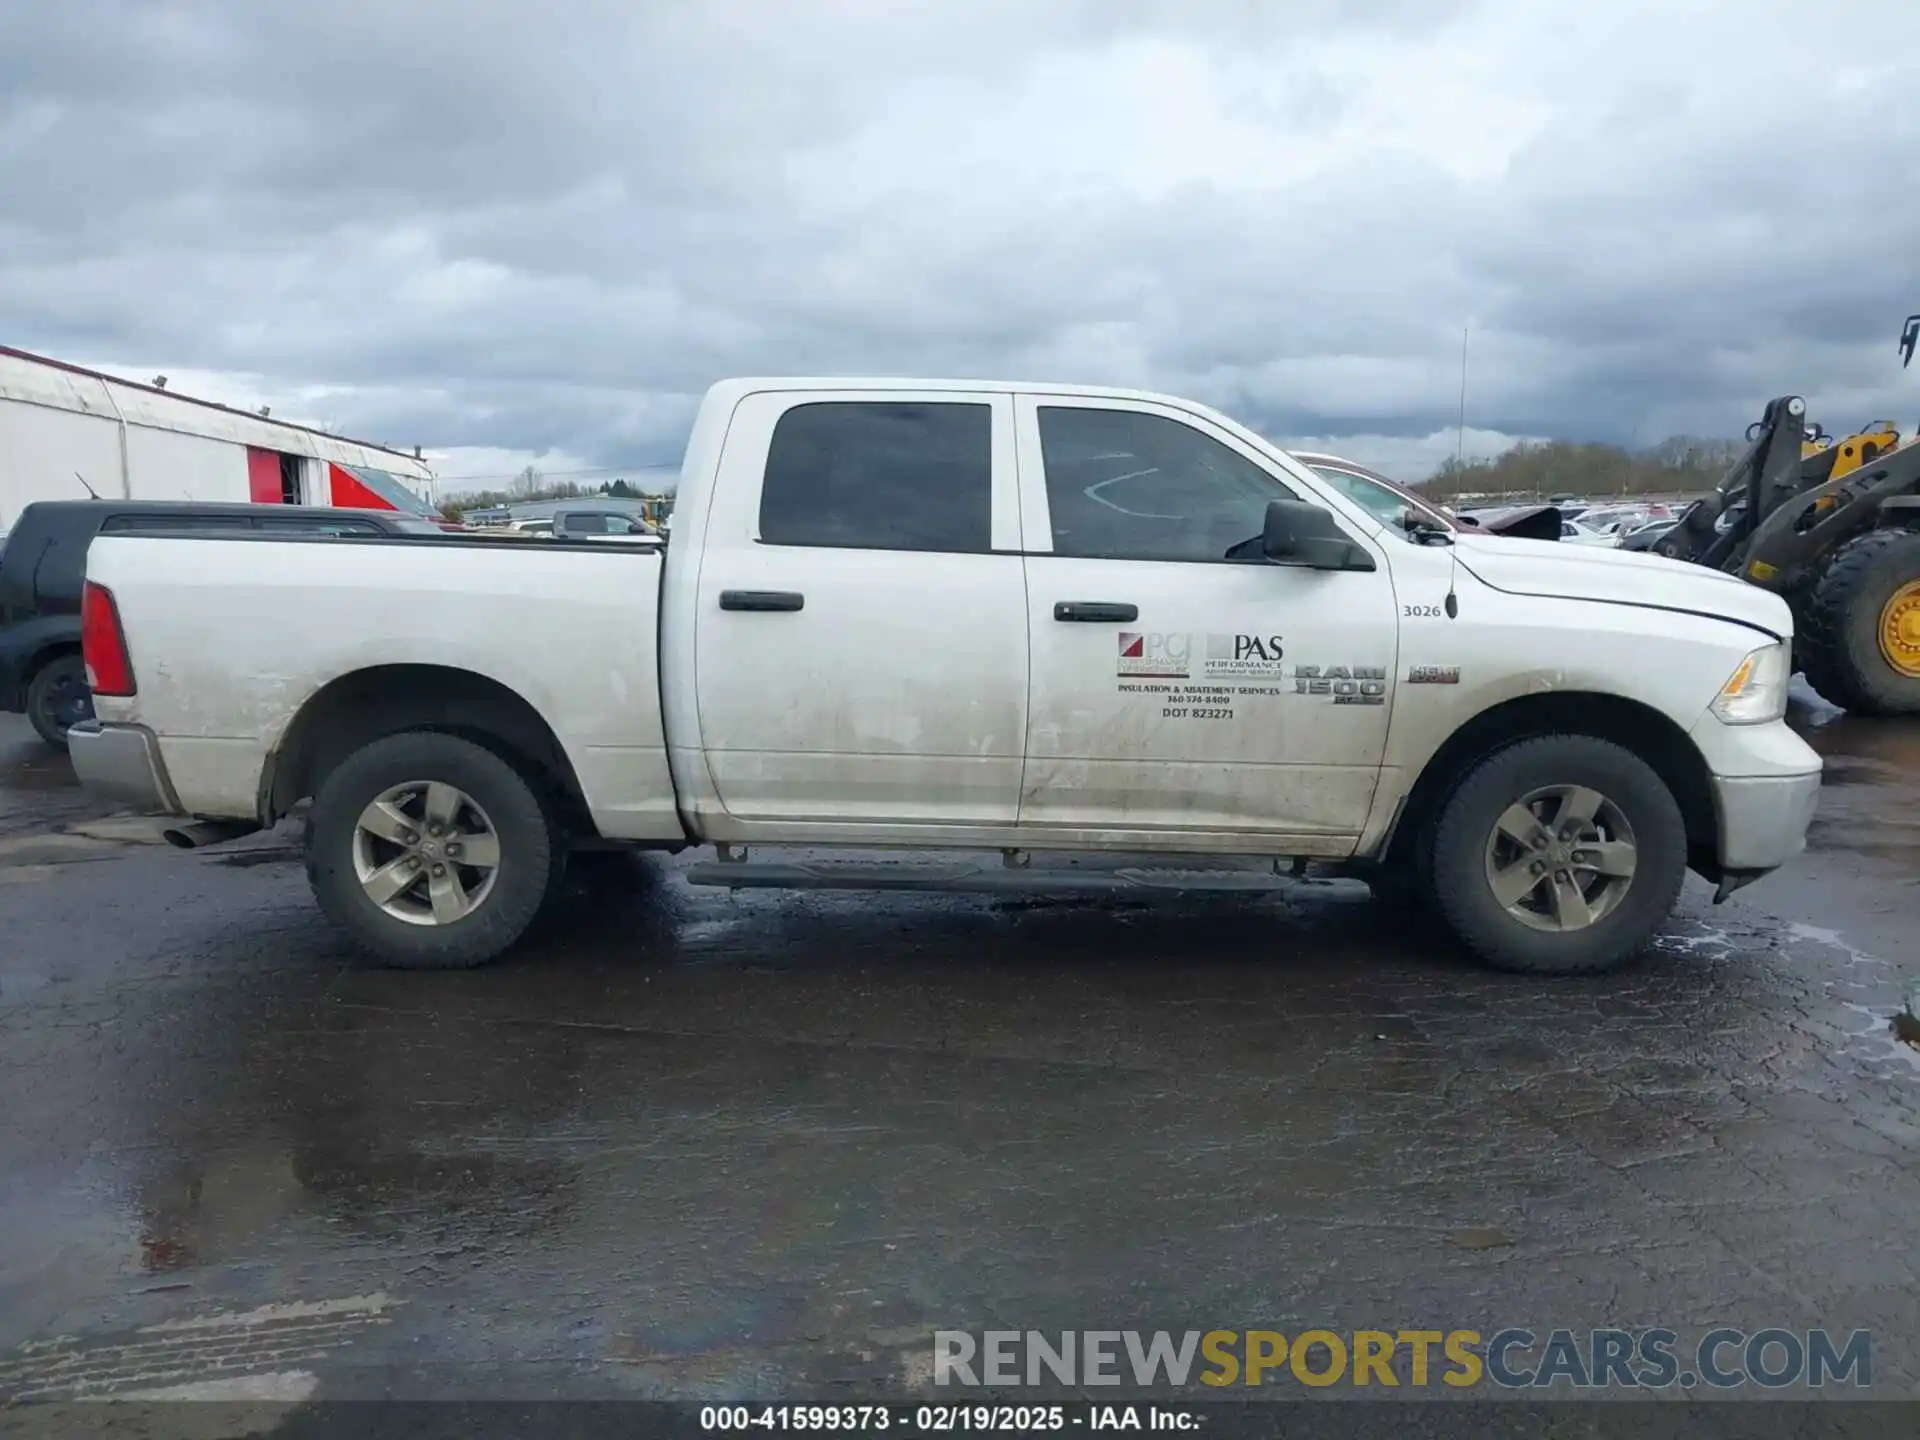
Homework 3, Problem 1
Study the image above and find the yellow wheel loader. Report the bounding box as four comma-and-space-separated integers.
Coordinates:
1654, 315, 1920, 715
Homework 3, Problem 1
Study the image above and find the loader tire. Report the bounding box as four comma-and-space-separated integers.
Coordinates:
1800, 530, 1920, 717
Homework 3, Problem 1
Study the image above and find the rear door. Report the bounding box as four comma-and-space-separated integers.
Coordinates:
1014, 395, 1398, 842
692, 390, 1027, 825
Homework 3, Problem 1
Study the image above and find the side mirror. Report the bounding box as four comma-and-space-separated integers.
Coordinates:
1261, 499, 1375, 571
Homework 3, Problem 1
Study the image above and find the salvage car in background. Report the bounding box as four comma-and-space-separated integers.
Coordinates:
1290, 453, 1565, 541
1289, 452, 1459, 534
1561, 518, 1626, 546
551, 508, 662, 543
1618, 520, 1680, 552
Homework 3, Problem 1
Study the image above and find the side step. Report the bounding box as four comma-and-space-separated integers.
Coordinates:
682, 858, 1319, 896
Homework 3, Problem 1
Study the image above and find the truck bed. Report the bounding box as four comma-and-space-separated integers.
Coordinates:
84, 531, 681, 839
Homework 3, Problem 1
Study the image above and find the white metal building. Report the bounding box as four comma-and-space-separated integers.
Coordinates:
0, 346, 439, 532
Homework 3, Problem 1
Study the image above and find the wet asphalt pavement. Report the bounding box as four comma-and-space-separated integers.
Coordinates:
2, 700, 1919, 1420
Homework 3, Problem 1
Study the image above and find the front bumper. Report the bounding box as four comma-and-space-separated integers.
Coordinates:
1686, 713, 1822, 878
1711, 770, 1821, 873
67, 720, 182, 815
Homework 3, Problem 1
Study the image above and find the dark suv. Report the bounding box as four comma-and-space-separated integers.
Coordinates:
0, 501, 447, 749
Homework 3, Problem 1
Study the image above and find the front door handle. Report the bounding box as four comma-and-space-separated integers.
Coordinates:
1053, 601, 1138, 623
720, 590, 805, 612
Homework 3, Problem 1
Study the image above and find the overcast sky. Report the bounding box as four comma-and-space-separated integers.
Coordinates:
4, 0, 1918, 491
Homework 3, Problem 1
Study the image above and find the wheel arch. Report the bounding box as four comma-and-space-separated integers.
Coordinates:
262, 663, 594, 836
1377, 691, 1719, 880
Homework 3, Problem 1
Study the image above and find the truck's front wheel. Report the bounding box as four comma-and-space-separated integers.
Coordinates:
1429, 736, 1686, 975
306, 732, 554, 969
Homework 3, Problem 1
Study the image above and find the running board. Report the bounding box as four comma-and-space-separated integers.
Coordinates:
682, 859, 1312, 895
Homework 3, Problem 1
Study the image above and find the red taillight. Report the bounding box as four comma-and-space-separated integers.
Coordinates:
81, 581, 136, 697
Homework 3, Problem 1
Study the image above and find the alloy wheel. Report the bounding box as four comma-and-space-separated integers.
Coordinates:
1482, 784, 1638, 933
351, 780, 501, 926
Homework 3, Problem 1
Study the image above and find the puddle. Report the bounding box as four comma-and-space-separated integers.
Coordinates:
0, 762, 79, 794
0, 833, 118, 868
214, 847, 301, 869
1781, 918, 1920, 1078
1652, 926, 1739, 960
63, 817, 174, 845
1834, 1000, 1920, 1074
1786, 921, 1886, 968
0, 972, 52, 1001
1893, 1010, 1920, 1049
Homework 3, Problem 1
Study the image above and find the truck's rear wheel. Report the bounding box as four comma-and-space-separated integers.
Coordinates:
306, 732, 553, 969
1430, 736, 1686, 975
1800, 529, 1920, 716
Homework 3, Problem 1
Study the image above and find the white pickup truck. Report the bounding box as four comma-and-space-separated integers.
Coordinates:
68, 378, 1822, 975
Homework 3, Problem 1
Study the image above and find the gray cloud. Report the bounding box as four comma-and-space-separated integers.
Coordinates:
4, 0, 1918, 486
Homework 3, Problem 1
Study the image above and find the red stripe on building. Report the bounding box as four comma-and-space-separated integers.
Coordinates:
246, 448, 282, 504
328, 463, 399, 511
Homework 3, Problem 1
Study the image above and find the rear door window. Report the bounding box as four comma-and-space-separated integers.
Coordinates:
758, 401, 992, 553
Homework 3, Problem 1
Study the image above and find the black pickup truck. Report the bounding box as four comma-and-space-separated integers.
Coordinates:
0, 501, 447, 748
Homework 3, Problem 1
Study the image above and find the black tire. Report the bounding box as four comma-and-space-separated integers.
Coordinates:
1430, 736, 1687, 976
305, 731, 554, 969
24, 652, 92, 750
1800, 529, 1920, 716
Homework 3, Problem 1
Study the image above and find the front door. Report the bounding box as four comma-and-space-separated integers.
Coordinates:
1015, 395, 1398, 843
692, 390, 1029, 827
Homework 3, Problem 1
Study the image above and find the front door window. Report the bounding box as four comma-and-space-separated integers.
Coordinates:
1036, 406, 1298, 563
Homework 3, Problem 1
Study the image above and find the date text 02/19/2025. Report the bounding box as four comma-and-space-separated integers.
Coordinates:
699, 1406, 1198, 1431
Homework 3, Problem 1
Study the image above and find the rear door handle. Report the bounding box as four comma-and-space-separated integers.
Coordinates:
1053, 601, 1138, 622
720, 590, 805, 612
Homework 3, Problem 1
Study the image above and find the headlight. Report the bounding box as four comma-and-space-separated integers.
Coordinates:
1711, 642, 1790, 725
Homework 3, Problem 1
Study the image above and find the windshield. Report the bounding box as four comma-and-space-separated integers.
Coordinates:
1305, 463, 1454, 539
337, 464, 441, 519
